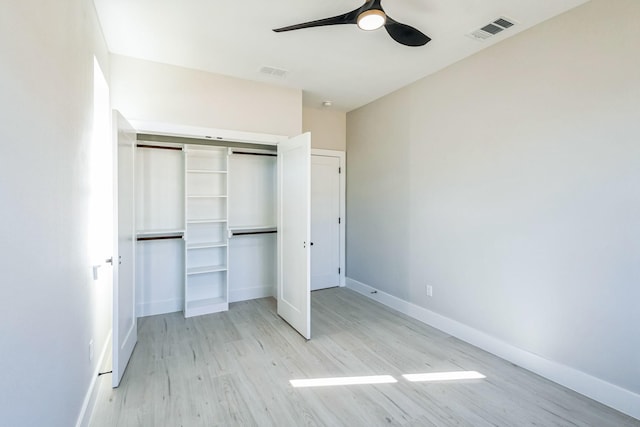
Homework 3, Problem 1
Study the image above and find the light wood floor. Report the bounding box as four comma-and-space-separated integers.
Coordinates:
90, 288, 639, 426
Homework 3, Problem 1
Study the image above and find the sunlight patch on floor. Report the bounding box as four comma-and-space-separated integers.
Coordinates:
403, 371, 486, 382
290, 375, 397, 388
290, 371, 485, 388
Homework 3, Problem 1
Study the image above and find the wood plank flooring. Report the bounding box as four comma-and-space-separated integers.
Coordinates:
90, 288, 639, 426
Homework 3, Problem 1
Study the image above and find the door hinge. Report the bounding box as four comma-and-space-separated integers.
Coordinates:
338, 217, 341, 224
338, 267, 341, 274
338, 167, 341, 174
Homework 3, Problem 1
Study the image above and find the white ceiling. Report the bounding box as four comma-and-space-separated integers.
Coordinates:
93, 0, 588, 112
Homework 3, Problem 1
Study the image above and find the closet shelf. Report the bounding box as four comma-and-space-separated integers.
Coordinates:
187, 265, 227, 275
187, 241, 227, 249
186, 169, 227, 174
187, 219, 227, 224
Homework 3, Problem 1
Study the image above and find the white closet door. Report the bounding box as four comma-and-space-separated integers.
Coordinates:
277, 133, 311, 339
112, 111, 137, 387
311, 155, 341, 290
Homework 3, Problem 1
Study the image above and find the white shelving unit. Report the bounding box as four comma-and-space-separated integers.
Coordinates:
184, 145, 229, 317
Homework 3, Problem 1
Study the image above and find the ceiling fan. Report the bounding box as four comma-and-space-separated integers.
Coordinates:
273, 0, 431, 47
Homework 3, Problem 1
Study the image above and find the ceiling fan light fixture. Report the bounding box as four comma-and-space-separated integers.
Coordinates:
357, 9, 386, 31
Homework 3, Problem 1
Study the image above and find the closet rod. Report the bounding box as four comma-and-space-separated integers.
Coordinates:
137, 235, 183, 242
232, 230, 277, 236
231, 151, 276, 157
137, 144, 183, 151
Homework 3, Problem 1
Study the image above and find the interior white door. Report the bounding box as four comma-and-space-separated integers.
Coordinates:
311, 155, 341, 291
112, 111, 137, 387
277, 133, 311, 339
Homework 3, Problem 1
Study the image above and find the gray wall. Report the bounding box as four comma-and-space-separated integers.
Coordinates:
303, 107, 347, 151
0, 0, 111, 425
347, 91, 412, 300
347, 0, 639, 397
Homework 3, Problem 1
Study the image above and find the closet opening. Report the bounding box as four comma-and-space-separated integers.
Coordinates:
111, 119, 344, 387
133, 134, 279, 319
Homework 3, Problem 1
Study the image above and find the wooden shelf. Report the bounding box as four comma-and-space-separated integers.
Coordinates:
187, 241, 227, 249
187, 265, 227, 275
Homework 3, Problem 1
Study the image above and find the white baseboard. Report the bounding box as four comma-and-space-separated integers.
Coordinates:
76, 330, 111, 427
137, 298, 183, 317
230, 285, 275, 303
345, 277, 640, 421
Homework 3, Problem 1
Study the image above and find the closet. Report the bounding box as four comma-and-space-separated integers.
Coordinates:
112, 115, 343, 386
135, 140, 279, 319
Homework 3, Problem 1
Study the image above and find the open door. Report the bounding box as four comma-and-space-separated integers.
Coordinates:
277, 133, 311, 339
112, 111, 137, 387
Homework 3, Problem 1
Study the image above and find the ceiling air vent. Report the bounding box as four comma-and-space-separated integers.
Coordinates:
467, 17, 516, 41
259, 65, 289, 79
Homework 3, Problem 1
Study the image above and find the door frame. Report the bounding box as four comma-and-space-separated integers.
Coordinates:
311, 149, 346, 287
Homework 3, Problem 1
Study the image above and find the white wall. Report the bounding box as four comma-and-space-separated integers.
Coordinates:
111, 55, 303, 137
303, 107, 346, 151
0, 1, 112, 426
347, 0, 640, 416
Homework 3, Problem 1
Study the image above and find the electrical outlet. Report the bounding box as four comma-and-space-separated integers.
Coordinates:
89, 340, 94, 362
426, 285, 433, 297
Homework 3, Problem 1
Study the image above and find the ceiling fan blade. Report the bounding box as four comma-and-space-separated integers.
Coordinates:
384, 16, 431, 47
273, 11, 358, 32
